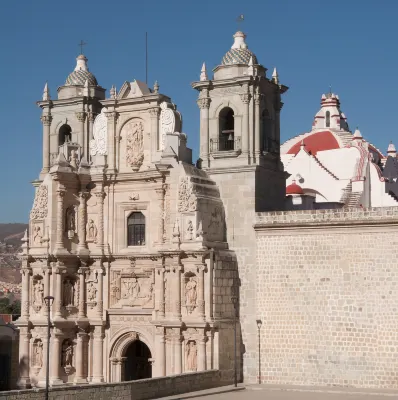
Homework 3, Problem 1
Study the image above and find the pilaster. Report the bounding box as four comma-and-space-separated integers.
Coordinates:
95, 191, 106, 255
21, 269, 31, 320
17, 327, 31, 388
54, 187, 66, 254
40, 114, 53, 174
197, 336, 207, 371
104, 111, 118, 173
91, 326, 104, 383
240, 86, 251, 162
77, 191, 89, 256
254, 87, 261, 163
50, 328, 63, 385
75, 111, 87, 157
149, 106, 160, 157
74, 330, 87, 384
154, 326, 165, 377
197, 95, 211, 168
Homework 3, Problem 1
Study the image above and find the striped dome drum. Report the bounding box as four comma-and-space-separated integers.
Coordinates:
221, 48, 258, 65
65, 70, 98, 86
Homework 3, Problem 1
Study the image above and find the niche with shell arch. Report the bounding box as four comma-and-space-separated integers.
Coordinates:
31, 275, 44, 312
120, 118, 145, 172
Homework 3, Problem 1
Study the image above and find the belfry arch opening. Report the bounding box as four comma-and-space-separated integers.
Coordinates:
123, 340, 152, 381
218, 107, 235, 151
59, 124, 72, 146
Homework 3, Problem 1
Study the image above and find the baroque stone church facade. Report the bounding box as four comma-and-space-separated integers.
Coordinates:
18, 30, 286, 387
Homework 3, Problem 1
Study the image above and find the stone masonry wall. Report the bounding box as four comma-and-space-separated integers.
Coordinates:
255, 207, 398, 389
0, 370, 223, 400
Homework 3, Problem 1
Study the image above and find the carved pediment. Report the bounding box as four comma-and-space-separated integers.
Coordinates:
117, 80, 151, 99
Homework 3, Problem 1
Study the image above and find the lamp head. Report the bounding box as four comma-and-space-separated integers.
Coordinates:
44, 296, 54, 307
256, 319, 262, 329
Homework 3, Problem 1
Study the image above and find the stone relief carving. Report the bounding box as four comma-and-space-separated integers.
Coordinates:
110, 271, 154, 308
185, 340, 197, 372
32, 339, 43, 367
125, 120, 144, 171
178, 177, 197, 212
160, 102, 177, 150
208, 205, 223, 239
86, 219, 98, 243
65, 207, 76, 239
33, 225, 43, 245
30, 185, 48, 220
90, 108, 108, 156
32, 277, 44, 312
185, 276, 197, 314
129, 193, 140, 201
87, 282, 97, 302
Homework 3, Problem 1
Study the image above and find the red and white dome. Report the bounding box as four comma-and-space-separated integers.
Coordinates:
286, 180, 304, 195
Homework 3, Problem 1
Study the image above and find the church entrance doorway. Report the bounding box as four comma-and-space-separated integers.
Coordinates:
123, 340, 152, 381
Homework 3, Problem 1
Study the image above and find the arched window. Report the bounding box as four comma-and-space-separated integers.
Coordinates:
59, 124, 72, 146
325, 111, 330, 128
218, 107, 235, 151
127, 212, 146, 246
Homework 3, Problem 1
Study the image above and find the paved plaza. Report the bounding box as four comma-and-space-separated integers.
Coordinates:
159, 385, 398, 400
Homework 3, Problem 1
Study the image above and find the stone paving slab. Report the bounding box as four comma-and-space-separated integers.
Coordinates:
155, 385, 245, 400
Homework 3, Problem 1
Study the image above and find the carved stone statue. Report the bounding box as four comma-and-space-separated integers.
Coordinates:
33, 226, 42, 245
185, 277, 197, 313
33, 340, 43, 367
87, 282, 97, 302
187, 220, 194, 240
122, 277, 140, 301
61, 340, 73, 367
159, 102, 182, 150
63, 279, 74, 306
185, 340, 197, 371
66, 207, 76, 232
86, 219, 98, 242
33, 279, 44, 307
90, 108, 108, 156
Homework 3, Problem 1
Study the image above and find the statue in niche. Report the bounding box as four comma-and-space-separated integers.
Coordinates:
69, 149, 78, 169
86, 219, 98, 242
185, 277, 197, 313
66, 207, 76, 239
61, 340, 73, 367
63, 279, 74, 306
33, 340, 43, 367
33, 279, 44, 308
187, 220, 194, 240
185, 340, 197, 372
87, 282, 97, 302
33, 226, 42, 245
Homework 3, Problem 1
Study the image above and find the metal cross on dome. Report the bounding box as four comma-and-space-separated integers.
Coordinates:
236, 14, 244, 30
78, 40, 87, 55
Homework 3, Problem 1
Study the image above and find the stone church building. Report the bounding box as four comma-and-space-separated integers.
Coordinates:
17, 30, 398, 391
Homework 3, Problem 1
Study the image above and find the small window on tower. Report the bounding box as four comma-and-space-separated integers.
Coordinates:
218, 107, 235, 151
325, 111, 330, 128
59, 124, 72, 146
127, 212, 146, 246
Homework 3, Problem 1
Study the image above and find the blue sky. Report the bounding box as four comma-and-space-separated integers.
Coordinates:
0, 0, 397, 222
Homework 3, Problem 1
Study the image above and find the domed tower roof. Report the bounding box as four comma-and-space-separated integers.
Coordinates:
221, 31, 258, 65
286, 180, 304, 195
65, 54, 98, 86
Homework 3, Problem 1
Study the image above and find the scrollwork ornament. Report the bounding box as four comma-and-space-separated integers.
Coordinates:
75, 112, 87, 123
197, 98, 211, 109
240, 93, 251, 104
30, 185, 48, 220
40, 115, 53, 126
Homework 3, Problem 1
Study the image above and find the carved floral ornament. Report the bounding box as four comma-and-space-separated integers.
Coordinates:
178, 177, 197, 212
30, 185, 48, 220
124, 120, 144, 171
90, 108, 108, 156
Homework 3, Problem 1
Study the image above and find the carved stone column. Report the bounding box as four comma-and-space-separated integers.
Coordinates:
87, 111, 96, 158
40, 114, 52, 174
55, 188, 66, 250
43, 267, 51, 316
240, 88, 251, 161
155, 185, 165, 244
78, 268, 87, 319
154, 327, 165, 377
95, 191, 105, 253
53, 264, 64, 318
77, 191, 89, 254
21, 269, 31, 319
96, 268, 104, 318
157, 267, 165, 318
172, 266, 182, 320
92, 326, 104, 383
149, 107, 160, 155
197, 265, 205, 321
76, 112, 87, 157
17, 327, 31, 388
74, 331, 87, 384
174, 329, 182, 374
197, 336, 207, 371
104, 111, 118, 173
50, 329, 63, 385
197, 96, 211, 168
254, 88, 261, 163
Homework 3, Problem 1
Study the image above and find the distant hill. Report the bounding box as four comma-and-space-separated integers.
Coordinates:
0, 223, 28, 247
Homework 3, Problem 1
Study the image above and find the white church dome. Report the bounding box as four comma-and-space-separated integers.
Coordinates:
221, 31, 258, 65
65, 55, 98, 86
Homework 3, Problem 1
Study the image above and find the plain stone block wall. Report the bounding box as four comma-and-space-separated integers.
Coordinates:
0, 370, 223, 400
255, 207, 398, 389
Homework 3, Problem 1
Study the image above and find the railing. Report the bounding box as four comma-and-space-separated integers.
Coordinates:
210, 137, 241, 152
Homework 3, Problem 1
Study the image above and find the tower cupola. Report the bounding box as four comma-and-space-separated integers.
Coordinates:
65, 54, 98, 86
221, 31, 258, 65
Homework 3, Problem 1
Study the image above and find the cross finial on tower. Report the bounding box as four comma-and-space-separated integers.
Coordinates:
329, 84, 332, 94
79, 40, 87, 55
236, 14, 244, 30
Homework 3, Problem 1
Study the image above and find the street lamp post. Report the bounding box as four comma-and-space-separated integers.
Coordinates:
231, 296, 238, 387
44, 296, 54, 400
256, 319, 262, 384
